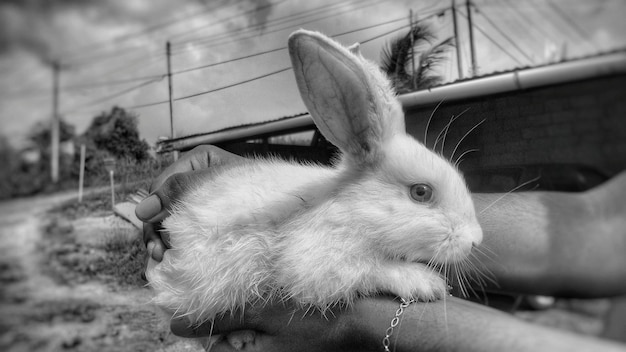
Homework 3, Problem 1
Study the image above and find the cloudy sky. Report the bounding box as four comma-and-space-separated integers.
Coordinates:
0, 0, 624, 148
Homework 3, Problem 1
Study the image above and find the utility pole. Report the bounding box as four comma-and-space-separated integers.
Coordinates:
409, 9, 416, 90
451, 0, 464, 79
166, 41, 178, 161
466, 0, 477, 76
51, 61, 60, 183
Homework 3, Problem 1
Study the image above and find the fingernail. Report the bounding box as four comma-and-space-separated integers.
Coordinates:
170, 318, 195, 337
151, 242, 164, 262
136, 195, 161, 220
147, 241, 155, 257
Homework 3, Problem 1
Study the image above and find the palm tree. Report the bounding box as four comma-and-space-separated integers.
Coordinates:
381, 23, 454, 94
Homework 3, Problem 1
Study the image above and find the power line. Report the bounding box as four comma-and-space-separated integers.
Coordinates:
471, 3, 534, 64
173, 0, 364, 48
502, 0, 563, 47
168, 0, 292, 42
63, 74, 166, 90
173, 47, 287, 75
127, 21, 418, 110
456, 8, 525, 66
361, 7, 449, 44
62, 76, 165, 115
176, 67, 292, 102
60, 1, 248, 64
64, 53, 167, 91
171, 0, 387, 55
59, 10, 444, 118
172, 5, 450, 76
62, 0, 290, 68
1, 60, 166, 98
546, 0, 600, 52
529, 0, 585, 52
172, 15, 408, 76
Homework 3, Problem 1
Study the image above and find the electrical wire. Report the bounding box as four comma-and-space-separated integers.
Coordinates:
58, 7, 449, 118
546, 0, 600, 51
168, 0, 292, 42
502, 0, 562, 46
172, 15, 408, 76
528, 0, 583, 52
63, 74, 167, 90
124, 20, 421, 110
60, 0, 248, 64
63, 0, 289, 68
62, 76, 165, 115
171, 0, 387, 55
172, 0, 363, 48
456, 8, 525, 66
471, 2, 534, 64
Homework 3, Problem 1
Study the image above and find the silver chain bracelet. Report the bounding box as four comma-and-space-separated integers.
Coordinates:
382, 297, 416, 352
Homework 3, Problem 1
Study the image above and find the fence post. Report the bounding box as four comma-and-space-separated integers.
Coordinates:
104, 157, 116, 209
78, 144, 86, 202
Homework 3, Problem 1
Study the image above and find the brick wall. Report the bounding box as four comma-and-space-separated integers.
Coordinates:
404, 73, 626, 176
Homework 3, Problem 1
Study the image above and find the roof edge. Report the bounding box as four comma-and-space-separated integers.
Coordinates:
399, 51, 626, 109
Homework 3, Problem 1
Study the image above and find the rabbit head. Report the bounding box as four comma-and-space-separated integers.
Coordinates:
288, 30, 482, 266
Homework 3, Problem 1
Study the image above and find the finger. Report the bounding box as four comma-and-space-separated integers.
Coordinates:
170, 310, 259, 338
150, 171, 200, 218
147, 145, 231, 194
170, 317, 201, 337
136, 194, 163, 222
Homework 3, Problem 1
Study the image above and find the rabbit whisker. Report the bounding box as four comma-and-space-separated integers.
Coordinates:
424, 99, 445, 146
479, 175, 542, 215
450, 118, 485, 163
433, 106, 472, 155
454, 148, 480, 168
432, 110, 464, 153
439, 115, 455, 155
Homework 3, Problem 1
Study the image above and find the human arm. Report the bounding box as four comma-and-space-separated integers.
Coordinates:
183, 296, 625, 352
471, 172, 626, 297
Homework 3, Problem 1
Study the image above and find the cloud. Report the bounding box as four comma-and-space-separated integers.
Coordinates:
0, 0, 279, 64
1, 0, 624, 150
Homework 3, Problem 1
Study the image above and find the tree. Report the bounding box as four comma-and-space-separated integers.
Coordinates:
84, 106, 150, 161
28, 118, 75, 151
381, 22, 454, 94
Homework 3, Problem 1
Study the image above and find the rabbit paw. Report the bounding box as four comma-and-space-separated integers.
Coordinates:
375, 262, 448, 302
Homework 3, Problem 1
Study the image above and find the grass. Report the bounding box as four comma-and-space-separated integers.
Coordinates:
41, 219, 148, 288
43, 183, 149, 288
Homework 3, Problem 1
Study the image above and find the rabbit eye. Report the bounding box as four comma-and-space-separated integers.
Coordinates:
410, 183, 433, 203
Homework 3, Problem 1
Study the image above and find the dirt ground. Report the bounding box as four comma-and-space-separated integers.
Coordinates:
0, 191, 203, 352
0, 190, 624, 351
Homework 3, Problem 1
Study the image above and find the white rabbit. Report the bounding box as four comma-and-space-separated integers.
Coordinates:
147, 29, 483, 331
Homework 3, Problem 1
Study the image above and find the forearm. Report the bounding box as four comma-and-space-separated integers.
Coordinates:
471, 172, 626, 297
348, 297, 626, 352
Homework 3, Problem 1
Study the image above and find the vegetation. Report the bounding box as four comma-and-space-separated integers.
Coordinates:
0, 106, 172, 200
84, 107, 150, 162
381, 22, 454, 94
42, 191, 148, 288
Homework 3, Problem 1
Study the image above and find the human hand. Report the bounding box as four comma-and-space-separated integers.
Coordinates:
135, 145, 247, 262
169, 298, 376, 352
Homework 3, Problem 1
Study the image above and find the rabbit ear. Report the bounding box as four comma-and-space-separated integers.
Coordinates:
288, 30, 405, 164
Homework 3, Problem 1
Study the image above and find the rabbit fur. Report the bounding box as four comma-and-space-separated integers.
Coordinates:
146, 29, 483, 325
